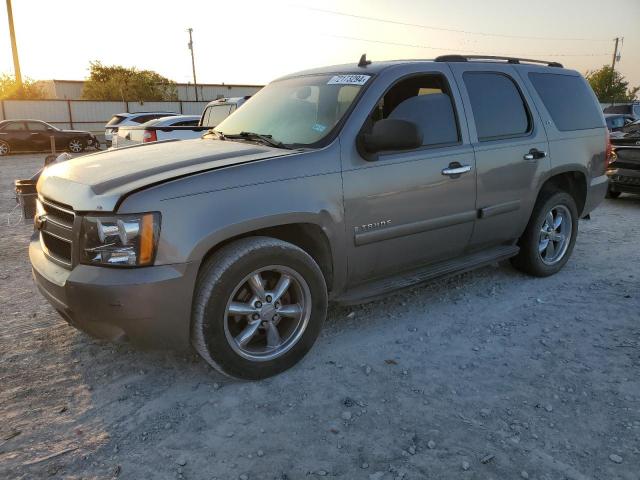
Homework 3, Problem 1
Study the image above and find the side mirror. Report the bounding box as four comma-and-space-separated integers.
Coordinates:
360, 119, 422, 155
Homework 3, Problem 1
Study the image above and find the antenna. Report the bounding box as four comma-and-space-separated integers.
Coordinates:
358, 54, 371, 68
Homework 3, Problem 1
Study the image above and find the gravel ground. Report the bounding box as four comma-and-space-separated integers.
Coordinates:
1, 153, 639, 480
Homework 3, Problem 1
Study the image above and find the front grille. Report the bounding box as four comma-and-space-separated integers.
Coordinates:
39, 196, 75, 268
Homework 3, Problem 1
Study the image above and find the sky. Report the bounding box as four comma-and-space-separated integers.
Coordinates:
1, 0, 639, 89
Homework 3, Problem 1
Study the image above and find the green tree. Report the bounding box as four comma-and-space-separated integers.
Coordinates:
586, 66, 639, 103
82, 61, 178, 101
0, 73, 45, 99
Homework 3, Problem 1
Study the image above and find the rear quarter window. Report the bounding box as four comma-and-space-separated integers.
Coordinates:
529, 73, 604, 131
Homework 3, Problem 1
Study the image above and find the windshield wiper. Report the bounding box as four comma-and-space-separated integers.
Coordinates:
224, 131, 290, 149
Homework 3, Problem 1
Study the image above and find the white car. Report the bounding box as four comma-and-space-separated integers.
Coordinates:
104, 111, 178, 147
112, 115, 207, 148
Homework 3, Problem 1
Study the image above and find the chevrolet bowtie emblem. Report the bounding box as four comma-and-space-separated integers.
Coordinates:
34, 214, 47, 231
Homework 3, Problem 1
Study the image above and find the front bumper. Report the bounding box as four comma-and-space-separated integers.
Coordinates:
30, 236, 198, 350
607, 168, 640, 195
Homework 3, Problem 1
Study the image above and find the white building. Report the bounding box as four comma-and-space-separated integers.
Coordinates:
35, 79, 262, 101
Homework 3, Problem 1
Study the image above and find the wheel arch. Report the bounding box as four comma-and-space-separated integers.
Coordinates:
536, 167, 588, 216
196, 221, 337, 294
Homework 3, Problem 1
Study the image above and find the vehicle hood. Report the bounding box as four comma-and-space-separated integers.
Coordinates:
38, 138, 294, 211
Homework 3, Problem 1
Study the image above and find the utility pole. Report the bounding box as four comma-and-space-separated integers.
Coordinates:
187, 28, 198, 101
610, 37, 621, 106
5, 0, 23, 88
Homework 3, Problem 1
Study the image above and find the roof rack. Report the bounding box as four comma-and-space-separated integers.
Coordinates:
434, 54, 563, 68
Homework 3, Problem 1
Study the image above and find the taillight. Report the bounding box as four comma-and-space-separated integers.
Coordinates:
142, 130, 157, 143
605, 131, 615, 167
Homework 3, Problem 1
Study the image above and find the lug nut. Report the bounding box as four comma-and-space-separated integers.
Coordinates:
274, 301, 281, 309
252, 313, 260, 320
273, 314, 279, 321
266, 295, 272, 303
254, 301, 262, 308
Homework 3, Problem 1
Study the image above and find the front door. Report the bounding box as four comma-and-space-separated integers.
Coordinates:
449, 63, 551, 249
341, 69, 477, 285
26, 121, 51, 151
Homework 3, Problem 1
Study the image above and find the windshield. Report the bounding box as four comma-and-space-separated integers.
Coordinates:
214, 74, 368, 146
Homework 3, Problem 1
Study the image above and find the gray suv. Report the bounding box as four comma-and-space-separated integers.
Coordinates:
31, 55, 609, 379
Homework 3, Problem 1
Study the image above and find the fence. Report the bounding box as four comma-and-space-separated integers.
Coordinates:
0, 99, 210, 137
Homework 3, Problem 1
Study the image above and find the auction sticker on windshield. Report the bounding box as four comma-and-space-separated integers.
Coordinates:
327, 74, 370, 85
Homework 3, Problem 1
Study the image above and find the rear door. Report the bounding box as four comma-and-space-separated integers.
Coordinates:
449, 63, 550, 249
341, 66, 477, 285
0, 121, 29, 151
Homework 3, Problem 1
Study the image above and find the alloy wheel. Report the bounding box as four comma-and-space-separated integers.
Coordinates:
68, 139, 83, 153
538, 204, 572, 265
223, 265, 312, 362
0, 141, 9, 156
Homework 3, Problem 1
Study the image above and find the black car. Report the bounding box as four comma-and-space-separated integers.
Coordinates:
610, 119, 640, 147
607, 146, 640, 198
0, 119, 99, 156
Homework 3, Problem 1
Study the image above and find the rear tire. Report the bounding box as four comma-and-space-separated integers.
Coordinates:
0, 140, 9, 156
511, 189, 578, 277
191, 237, 328, 380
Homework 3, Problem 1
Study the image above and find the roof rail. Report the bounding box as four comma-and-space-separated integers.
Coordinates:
435, 54, 563, 68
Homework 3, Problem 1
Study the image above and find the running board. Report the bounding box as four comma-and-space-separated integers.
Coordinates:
336, 245, 519, 305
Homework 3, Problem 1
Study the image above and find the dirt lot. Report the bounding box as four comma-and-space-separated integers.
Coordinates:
1, 153, 639, 480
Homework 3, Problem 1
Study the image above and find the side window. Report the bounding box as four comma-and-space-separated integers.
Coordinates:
27, 121, 48, 131
4, 122, 26, 131
369, 74, 459, 147
463, 72, 530, 141
173, 120, 198, 126
529, 73, 603, 131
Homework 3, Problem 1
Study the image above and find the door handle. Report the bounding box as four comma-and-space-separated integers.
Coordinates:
523, 148, 547, 161
442, 164, 472, 176
30, 132, 39, 135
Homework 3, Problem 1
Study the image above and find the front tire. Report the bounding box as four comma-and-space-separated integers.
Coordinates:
511, 190, 578, 277
68, 138, 85, 153
0, 140, 10, 156
191, 237, 328, 380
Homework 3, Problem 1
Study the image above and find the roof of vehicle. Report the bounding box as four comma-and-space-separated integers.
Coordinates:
112, 111, 179, 118
142, 115, 201, 126
203, 97, 250, 108
276, 55, 577, 81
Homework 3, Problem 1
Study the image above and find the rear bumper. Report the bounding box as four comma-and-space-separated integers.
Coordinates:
607, 168, 640, 194
583, 174, 608, 216
30, 236, 198, 350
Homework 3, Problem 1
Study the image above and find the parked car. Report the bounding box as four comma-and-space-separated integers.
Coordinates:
31, 55, 608, 379
200, 97, 250, 127
112, 115, 209, 148
610, 119, 640, 146
603, 102, 640, 119
606, 146, 640, 198
0, 119, 98, 156
604, 113, 635, 132
104, 112, 178, 147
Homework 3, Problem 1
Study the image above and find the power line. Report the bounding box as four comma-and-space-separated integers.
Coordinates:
300, 6, 612, 42
324, 33, 611, 58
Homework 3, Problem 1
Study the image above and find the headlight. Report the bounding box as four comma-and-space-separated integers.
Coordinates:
80, 212, 160, 266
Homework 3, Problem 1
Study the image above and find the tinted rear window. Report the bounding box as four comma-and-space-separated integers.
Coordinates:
106, 115, 126, 126
463, 72, 530, 141
529, 73, 603, 131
